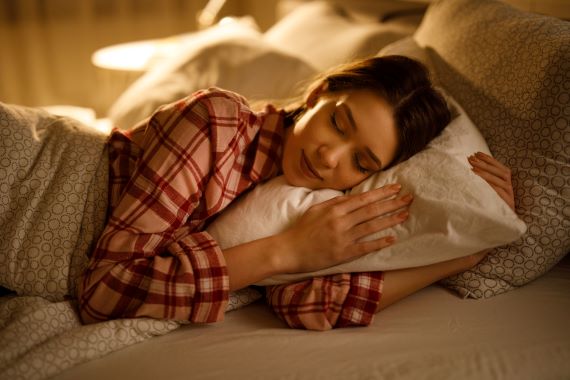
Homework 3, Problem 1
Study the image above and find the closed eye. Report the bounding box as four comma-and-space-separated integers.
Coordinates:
330, 111, 345, 135
353, 153, 372, 174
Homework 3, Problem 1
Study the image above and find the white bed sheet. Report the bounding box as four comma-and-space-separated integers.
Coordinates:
54, 256, 570, 380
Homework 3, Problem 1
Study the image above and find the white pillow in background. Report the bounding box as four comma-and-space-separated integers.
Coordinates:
206, 96, 527, 286
264, 1, 418, 71
108, 18, 317, 130
377, 36, 440, 84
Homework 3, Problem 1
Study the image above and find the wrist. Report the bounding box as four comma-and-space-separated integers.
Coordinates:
268, 230, 298, 274
223, 232, 295, 291
442, 250, 489, 278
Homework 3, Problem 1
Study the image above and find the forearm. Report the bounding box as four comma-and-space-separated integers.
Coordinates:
377, 252, 485, 312
223, 234, 292, 291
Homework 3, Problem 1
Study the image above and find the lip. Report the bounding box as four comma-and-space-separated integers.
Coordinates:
300, 150, 323, 181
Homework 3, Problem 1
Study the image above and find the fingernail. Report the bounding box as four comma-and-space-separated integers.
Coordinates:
397, 210, 409, 219
386, 236, 396, 244
401, 193, 413, 203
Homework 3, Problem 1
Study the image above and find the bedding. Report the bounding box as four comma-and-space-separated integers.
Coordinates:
411, 0, 570, 298
1, 0, 569, 378
0, 286, 261, 380
106, 2, 426, 131
54, 255, 570, 380
206, 95, 527, 285
107, 17, 317, 130
0, 103, 261, 380
0, 103, 108, 301
263, 1, 421, 71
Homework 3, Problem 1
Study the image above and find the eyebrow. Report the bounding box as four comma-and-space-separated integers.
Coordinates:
340, 103, 383, 169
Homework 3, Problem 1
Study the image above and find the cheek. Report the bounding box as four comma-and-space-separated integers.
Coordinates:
342, 161, 378, 187
281, 131, 301, 175
325, 168, 367, 190
295, 108, 329, 140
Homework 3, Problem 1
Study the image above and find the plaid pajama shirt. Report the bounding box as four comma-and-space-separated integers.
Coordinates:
78, 88, 384, 330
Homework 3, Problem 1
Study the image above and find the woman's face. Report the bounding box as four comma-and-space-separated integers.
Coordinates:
282, 89, 399, 190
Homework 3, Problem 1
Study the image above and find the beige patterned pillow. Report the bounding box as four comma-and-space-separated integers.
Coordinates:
0, 104, 109, 301
413, 0, 569, 298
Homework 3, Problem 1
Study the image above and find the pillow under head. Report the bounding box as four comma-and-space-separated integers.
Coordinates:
206, 95, 526, 286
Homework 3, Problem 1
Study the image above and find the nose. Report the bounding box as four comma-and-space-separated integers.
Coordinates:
317, 144, 346, 169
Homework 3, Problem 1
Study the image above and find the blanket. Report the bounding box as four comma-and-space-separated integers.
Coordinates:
0, 103, 260, 380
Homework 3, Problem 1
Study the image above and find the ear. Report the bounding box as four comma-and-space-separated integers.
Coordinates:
305, 81, 328, 108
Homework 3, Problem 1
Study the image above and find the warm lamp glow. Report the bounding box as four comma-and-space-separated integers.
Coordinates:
91, 17, 245, 72
91, 39, 176, 72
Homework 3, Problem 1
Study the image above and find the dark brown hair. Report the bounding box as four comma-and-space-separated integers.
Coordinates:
285, 55, 452, 169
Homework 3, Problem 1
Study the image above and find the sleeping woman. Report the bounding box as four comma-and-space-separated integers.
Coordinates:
47, 56, 517, 329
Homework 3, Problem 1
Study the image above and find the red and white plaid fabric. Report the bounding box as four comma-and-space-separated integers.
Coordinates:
266, 272, 384, 330
78, 88, 384, 330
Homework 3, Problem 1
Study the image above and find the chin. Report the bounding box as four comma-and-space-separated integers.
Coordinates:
283, 172, 303, 188
281, 167, 309, 188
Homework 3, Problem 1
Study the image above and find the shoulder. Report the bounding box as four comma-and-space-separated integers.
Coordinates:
181, 87, 253, 117
195, 87, 250, 104
145, 87, 257, 134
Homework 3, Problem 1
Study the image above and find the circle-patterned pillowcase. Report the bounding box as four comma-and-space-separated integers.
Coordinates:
0, 103, 109, 301
414, 0, 570, 298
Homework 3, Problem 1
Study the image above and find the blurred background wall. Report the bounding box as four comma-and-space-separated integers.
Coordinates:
0, 0, 568, 117
0, 0, 279, 116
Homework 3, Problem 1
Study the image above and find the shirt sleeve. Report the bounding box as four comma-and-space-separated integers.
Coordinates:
265, 272, 384, 331
78, 90, 239, 324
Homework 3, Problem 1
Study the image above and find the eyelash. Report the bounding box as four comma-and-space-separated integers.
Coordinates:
329, 112, 344, 135
353, 154, 370, 174
330, 111, 369, 174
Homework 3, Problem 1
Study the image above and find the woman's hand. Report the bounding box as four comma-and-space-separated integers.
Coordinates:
278, 184, 413, 273
468, 152, 515, 212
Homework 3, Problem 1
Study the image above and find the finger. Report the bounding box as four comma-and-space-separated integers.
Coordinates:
314, 194, 350, 209
469, 153, 511, 181
469, 153, 514, 194
494, 187, 512, 205
471, 167, 511, 193
347, 193, 413, 226
472, 168, 515, 209
493, 186, 515, 210
336, 184, 403, 214
349, 235, 397, 258
468, 156, 508, 182
495, 184, 515, 205
475, 152, 509, 172
349, 207, 410, 241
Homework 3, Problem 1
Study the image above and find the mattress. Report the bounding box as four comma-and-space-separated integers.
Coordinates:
54, 255, 570, 380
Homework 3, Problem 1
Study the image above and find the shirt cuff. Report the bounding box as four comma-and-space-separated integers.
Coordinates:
335, 271, 384, 328
175, 231, 229, 323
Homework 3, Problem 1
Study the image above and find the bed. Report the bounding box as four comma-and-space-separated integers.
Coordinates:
1, 0, 569, 379
46, 255, 570, 380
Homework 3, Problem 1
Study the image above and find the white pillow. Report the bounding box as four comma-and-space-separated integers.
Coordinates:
108, 18, 317, 130
377, 36, 440, 84
206, 96, 527, 286
264, 1, 417, 71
